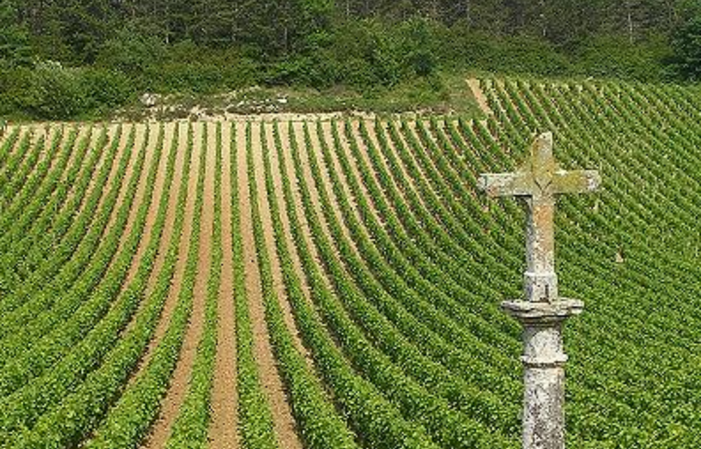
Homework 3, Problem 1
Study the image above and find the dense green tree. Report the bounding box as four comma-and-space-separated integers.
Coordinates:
0, 0, 30, 66
671, 14, 701, 80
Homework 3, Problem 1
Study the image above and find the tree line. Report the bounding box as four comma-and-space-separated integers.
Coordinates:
1, 0, 700, 119
4, 0, 698, 62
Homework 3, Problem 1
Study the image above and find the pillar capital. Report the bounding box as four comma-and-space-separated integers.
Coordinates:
501, 299, 584, 326
502, 299, 583, 449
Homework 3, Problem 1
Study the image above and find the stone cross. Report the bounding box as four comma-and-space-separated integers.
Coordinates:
478, 132, 600, 449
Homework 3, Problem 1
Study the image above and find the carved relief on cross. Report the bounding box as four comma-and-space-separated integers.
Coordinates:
478, 132, 600, 303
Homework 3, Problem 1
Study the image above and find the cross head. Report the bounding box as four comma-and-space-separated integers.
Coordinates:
478, 132, 600, 303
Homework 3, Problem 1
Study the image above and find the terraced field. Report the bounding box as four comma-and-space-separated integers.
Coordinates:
0, 79, 699, 448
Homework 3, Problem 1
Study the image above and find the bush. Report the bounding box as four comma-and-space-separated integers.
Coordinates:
441, 30, 572, 76
96, 29, 166, 74
296, 18, 442, 90
22, 61, 88, 119
143, 58, 259, 94
3, 61, 135, 120
81, 68, 135, 112
572, 35, 671, 81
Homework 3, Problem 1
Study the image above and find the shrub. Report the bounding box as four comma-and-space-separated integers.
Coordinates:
81, 68, 135, 112
22, 61, 88, 120
572, 35, 671, 81
96, 29, 166, 74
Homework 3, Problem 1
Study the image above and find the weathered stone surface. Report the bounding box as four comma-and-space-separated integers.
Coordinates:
479, 132, 600, 303
502, 299, 584, 325
523, 365, 566, 449
479, 133, 600, 449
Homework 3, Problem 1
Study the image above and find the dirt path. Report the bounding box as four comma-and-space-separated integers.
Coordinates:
238, 121, 303, 449
208, 122, 239, 449
259, 123, 314, 366
294, 122, 358, 261
100, 123, 147, 240
142, 122, 188, 296
115, 122, 184, 352
274, 123, 329, 308
127, 123, 198, 386
60, 124, 113, 208
467, 78, 494, 116
320, 121, 380, 232
124, 124, 165, 284
141, 122, 215, 449
352, 119, 429, 215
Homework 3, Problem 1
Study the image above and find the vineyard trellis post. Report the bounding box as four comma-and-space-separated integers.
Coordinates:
479, 132, 600, 449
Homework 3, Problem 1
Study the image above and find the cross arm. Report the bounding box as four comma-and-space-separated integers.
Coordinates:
478, 172, 533, 197
552, 170, 601, 194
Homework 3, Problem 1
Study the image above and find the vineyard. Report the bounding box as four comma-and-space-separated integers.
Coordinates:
0, 78, 699, 449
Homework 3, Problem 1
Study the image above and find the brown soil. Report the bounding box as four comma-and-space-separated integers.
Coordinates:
467, 78, 494, 116
293, 122, 355, 257
258, 123, 313, 365
142, 122, 189, 296
124, 124, 165, 284
323, 121, 382, 229
208, 122, 239, 449
61, 124, 113, 208
101, 123, 148, 241
126, 123, 197, 386
238, 121, 303, 449
118, 123, 188, 341
355, 119, 428, 213
274, 123, 327, 305
141, 122, 215, 449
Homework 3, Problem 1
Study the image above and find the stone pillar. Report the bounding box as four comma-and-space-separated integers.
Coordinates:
502, 300, 584, 449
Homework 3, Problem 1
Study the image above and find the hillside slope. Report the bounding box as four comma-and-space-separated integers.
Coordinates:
0, 79, 699, 448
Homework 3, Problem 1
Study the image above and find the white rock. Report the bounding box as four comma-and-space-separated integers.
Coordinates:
140, 93, 159, 108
